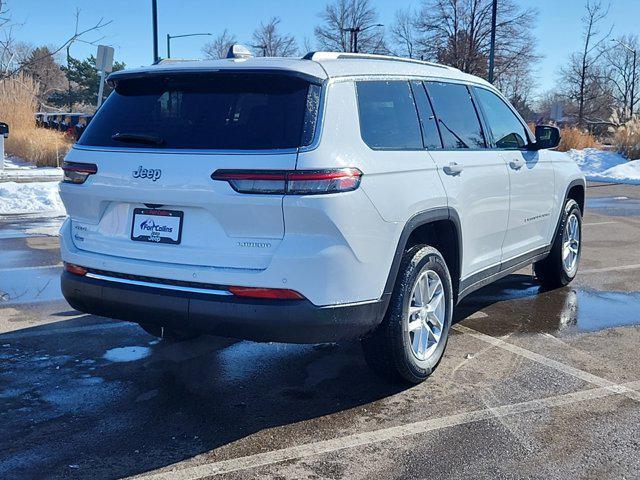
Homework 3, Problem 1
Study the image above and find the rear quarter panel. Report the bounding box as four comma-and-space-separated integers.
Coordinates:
294, 79, 448, 303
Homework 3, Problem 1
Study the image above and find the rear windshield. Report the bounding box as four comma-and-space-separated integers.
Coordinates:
78, 73, 320, 150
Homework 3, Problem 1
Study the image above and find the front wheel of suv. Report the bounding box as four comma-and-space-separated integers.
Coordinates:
362, 245, 453, 384
535, 199, 582, 289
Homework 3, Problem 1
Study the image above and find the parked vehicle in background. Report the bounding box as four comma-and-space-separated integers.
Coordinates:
34, 112, 93, 141
35, 113, 46, 128
59, 114, 84, 137
59, 50, 585, 384
74, 115, 93, 140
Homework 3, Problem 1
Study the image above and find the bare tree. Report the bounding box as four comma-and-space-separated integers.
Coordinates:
0, 4, 112, 80
603, 34, 639, 119
314, 0, 387, 54
21, 45, 65, 107
390, 7, 418, 58
559, 1, 613, 125
414, 0, 537, 81
202, 29, 237, 60
251, 17, 297, 57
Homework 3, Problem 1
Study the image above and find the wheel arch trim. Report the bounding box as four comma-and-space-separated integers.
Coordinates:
552, 178, 586, 242
381, 207, 462, 309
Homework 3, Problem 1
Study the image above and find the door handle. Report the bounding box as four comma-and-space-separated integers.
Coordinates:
509, 158, 525, 170
443, 162, 463, 176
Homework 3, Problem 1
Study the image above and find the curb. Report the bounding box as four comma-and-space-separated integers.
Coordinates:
0, 175, 61, 183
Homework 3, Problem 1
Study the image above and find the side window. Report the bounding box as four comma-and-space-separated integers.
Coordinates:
425, 82, 486, 149
474, 87, 529, 149
410, 81, 443, 150
356, 81, 423, 150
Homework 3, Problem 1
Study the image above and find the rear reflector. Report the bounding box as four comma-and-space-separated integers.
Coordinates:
211, 168, 362, 195
64, 262, 87, 276
229, 286, 304, 300
62, 162, 98, 184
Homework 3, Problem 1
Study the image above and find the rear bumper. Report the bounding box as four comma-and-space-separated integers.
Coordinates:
61, 271, 384, 343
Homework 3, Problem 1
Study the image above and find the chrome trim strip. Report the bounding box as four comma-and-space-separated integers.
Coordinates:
85, 273, 233, 296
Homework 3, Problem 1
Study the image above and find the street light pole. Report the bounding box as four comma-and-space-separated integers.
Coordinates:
152, 0, 159, 63
612, 39, 638, 118
488, 0, 498, 83
166, 33, 212, 58
632, 50, 637, 117
341, 24, 383, 53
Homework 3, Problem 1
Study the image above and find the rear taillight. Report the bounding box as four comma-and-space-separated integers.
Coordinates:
64, 262, 87, 276
228, 286, 304, 299
62, 162, 97, 184
211, 168, 362, 195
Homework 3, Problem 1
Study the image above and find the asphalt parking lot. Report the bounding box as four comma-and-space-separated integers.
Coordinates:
1, 183, 640, 480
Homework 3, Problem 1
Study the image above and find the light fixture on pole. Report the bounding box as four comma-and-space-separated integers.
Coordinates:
166, 32, 212, 58
251, 44, 268, 57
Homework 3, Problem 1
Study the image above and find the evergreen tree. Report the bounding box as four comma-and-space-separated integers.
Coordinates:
51, 54, 125, 110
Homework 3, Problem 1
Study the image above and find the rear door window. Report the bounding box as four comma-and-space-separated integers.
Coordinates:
410, 81, 443, 150
78, 73, 320, 150
473, 87, 529, 149
425, 82, 486, 149
356, 81, 423, 150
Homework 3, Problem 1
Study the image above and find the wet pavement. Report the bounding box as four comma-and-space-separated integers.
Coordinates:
1, 184, 640, 479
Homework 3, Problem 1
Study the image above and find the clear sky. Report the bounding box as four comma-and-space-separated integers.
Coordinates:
6, 0, 640, 98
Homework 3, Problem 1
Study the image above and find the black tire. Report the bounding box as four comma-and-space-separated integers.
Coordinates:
535, 199, 582, 289
137, 323, 200, 342
362, 245, 453, 384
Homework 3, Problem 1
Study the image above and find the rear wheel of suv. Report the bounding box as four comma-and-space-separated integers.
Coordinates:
362, 245, 453, 384
137, 323, 200, 342
535, 199, 582, 289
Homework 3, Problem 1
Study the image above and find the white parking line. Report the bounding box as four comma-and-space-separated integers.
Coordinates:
453, 324, 640, 402
580, 263, 640, 274
129, 380, 640, 480
0, 321, 135, 340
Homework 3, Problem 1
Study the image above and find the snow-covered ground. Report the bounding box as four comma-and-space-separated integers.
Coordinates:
0, 181, 64, 215
567, 148, 640, 184
1, 155, 62, 179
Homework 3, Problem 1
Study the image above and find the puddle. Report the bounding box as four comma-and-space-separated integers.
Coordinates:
103, 346, 151, 363
568, 290, 640, 331
587, 196, 640, 216
459, 275, 640, 335
217, 341, 314, 383
0, 215, 64, 239
0, 266, 63, 304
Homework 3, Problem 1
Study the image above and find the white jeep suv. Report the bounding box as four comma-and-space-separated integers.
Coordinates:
60, 50, 585, 383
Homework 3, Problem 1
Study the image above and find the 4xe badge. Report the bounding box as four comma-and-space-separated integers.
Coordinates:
132, 165, 162, 181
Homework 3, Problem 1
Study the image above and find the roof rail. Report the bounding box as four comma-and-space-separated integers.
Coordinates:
302, 51, 456, 70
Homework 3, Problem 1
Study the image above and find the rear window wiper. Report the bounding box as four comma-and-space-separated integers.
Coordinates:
111, 133, 165, 146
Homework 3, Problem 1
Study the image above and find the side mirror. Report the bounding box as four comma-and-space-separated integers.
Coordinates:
0, 122, 8, 138
530, 125, 560, 150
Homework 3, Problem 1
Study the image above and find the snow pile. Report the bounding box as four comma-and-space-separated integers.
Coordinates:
1, 155, 62, 178
568, 148, 640, 184
0, 181, 64, 215
598, 159, 640, 183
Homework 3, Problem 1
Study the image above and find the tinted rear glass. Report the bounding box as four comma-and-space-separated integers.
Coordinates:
79, 73, 319, 150
356, 81, 423, 150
